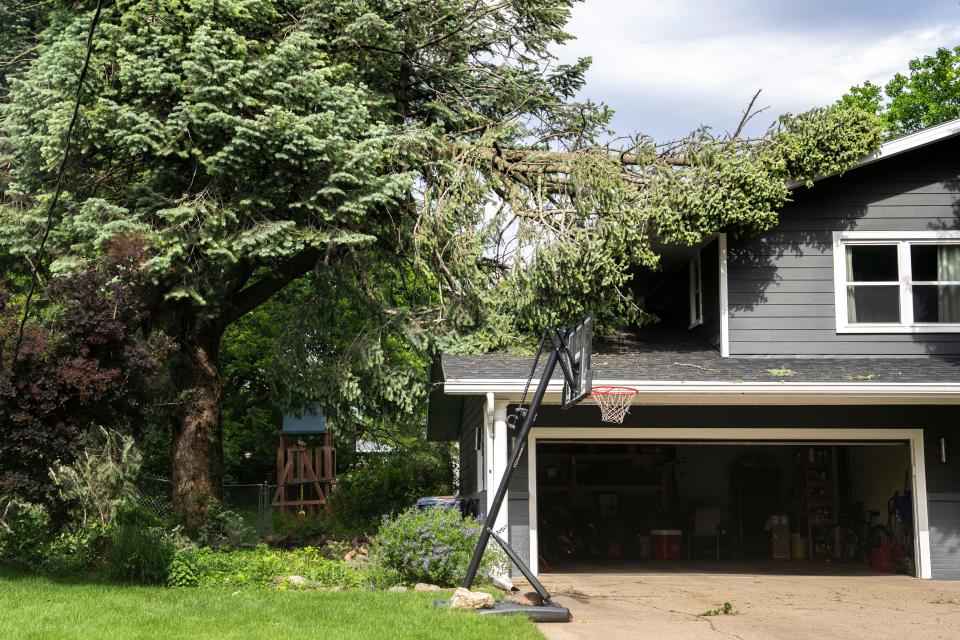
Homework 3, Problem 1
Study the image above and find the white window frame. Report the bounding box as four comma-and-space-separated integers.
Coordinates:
833, 230, 960, 333
688, 253, 703, 329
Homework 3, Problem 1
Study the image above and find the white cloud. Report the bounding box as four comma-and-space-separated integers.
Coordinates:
557, 1, 960, 139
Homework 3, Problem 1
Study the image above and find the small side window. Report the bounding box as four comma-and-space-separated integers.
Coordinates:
689, 258, 703, 328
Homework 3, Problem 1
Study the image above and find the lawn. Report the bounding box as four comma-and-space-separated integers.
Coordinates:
0, 567, 543, 640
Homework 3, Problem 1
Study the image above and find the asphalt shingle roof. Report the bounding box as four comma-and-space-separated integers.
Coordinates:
441, 328, 960, 384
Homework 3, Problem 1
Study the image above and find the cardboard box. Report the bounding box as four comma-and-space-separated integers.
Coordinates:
766, 515, 790, 559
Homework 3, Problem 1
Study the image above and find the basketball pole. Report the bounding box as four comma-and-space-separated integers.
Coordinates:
461, 326, 571, 607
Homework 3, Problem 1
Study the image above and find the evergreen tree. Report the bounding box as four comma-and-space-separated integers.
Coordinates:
0, 0, 882, 527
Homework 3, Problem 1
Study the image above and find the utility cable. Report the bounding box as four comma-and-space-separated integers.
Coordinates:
508, 328, 550, 428
10, 0, 104, 364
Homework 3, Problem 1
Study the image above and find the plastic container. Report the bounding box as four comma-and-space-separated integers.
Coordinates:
651, 529, 682, 560
637, 534, 652, 559
415, 496, 472, 516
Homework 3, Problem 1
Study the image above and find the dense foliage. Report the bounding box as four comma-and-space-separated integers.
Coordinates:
0, 429, 172, 576
169, 545, 374, 590
0, 244, 157, 501
325, 444, 454, 536
840, 45, 960, 136
374, 507, 504, 587
0, 0, 884, 526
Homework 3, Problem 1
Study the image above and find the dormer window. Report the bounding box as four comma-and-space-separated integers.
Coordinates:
689, 256, 703, 328
833, 231, 960, 333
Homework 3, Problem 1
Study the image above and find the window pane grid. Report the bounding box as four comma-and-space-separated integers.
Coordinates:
839, 238, 960, 328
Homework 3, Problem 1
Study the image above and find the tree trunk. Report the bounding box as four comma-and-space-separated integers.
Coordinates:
170, 324, 224, 531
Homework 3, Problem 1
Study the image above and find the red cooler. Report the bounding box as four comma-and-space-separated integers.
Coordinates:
651, 529, 682, 560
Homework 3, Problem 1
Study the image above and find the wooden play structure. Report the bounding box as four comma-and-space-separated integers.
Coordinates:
272, 405, 335, 518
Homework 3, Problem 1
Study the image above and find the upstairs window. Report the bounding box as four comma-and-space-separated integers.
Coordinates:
834, 232, 960, 333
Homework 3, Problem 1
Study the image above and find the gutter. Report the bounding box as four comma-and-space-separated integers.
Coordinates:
444, 378, 960, 405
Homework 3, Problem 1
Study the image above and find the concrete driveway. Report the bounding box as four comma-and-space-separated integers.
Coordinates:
532, 564, 960, 640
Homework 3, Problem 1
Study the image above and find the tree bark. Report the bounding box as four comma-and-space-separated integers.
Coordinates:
169, 323, 224, 532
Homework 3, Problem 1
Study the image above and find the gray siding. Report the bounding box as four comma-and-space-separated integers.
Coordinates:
929, 497, 960, 579
727, 137, 960, 356
457, 396, 483, 502
924, 427, 960, 579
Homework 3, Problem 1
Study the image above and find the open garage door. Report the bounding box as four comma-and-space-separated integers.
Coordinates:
527, 428, 929, 579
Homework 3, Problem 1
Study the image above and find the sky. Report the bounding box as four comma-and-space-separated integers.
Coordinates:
555, 0, 960, 142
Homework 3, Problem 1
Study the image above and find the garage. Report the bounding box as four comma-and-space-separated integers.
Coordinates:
527, 429, 929, 578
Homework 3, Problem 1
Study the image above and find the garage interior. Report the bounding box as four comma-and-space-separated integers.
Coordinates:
535, 440, 915, 575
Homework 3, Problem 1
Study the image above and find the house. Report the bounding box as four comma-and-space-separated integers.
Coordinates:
427, 117, 960, 580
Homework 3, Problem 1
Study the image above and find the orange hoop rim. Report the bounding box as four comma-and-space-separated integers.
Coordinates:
591, 385, 639, 396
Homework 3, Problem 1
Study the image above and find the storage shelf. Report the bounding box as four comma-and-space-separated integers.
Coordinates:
538, 447, 670, 516
540, 484, 663, 493
540, 452, 664, 461
800, 445, 839, 559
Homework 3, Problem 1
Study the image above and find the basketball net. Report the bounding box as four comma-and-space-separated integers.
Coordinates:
592, 386, 638, 423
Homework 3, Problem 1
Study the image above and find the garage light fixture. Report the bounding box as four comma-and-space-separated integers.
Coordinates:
939, 437, 948, 464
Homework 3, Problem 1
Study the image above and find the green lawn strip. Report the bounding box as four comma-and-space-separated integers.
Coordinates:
0, 570, 542, 640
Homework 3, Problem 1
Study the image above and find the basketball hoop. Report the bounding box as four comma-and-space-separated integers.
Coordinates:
591, 386, 638, 423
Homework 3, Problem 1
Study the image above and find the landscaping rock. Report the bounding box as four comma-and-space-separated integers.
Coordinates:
287, 575, 308, 587
388, 585, 409, 592
450, 587, 495, 610
414, 583, 442, 592
511, 591, 544, 607
490, 574, 515, 593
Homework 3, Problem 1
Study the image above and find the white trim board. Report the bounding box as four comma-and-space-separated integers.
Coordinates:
788, 117, 960, 189
526, 427, 931, 580
833, 230, 960, 334
718, 233, 730, 357
444, 379, 960, 404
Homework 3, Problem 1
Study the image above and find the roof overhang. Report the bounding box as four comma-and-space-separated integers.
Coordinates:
787, 116, 960, 190
443, 378, 960, 405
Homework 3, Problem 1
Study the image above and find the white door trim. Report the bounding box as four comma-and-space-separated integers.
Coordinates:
488, 398, 510, 541
718, 233, 730, 357
527, 427, 930, 579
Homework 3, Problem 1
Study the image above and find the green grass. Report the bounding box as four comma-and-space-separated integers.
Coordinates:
0, 567, 542, 640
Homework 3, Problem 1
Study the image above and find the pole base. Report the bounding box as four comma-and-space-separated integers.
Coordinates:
434, 600, 572, 623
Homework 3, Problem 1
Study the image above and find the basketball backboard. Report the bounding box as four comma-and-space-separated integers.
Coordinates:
561, 312, 593, 409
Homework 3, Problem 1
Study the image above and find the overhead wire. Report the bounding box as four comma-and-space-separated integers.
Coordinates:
9, 0, 104, 364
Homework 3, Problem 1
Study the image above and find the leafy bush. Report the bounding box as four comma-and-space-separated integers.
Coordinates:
325, 444, 454, 536
43, 525, 109, 575
374, 507, 505, 587
361, 562, 403, 591
166, 549, 199, 587
100, 524, 176, 584
49, 427, 143, 532
175, 545, 366, 590
195, 501, 257, 549
0, 252, 157, 503
0, 498, 51, 567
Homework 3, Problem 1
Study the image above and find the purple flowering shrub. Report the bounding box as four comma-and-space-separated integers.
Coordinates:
373, 507, 503, 586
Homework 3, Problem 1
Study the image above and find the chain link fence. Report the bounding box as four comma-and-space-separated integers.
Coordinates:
134, 477, 279, 539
